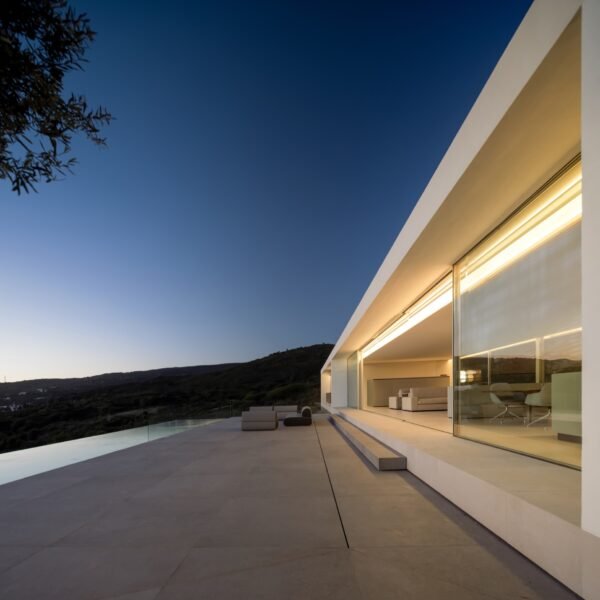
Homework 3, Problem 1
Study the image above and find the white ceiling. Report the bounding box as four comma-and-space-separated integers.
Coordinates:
364, 303, 452, 362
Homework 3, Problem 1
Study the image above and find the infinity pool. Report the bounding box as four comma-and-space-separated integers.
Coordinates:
0, 419, 220, 486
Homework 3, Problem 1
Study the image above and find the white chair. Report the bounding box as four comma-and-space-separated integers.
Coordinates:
388, 396, 402, 409
525, 384, 551, 426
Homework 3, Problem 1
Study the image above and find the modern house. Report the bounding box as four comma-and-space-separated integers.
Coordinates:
321, 0, 600, 596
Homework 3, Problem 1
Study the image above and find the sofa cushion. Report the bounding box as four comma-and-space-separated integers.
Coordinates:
242, 410, 277, 422
417, 396, 447, 405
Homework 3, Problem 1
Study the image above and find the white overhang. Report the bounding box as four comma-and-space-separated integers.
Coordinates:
323, 0, 582, 372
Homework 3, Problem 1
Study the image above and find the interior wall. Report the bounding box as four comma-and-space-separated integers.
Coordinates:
361, 360, 450, 408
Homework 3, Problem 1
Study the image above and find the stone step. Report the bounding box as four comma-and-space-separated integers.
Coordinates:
330, 415, 407, 471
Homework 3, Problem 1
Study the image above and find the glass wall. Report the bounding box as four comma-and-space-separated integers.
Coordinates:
453, 161, 582, 468
347, 351, 360, 409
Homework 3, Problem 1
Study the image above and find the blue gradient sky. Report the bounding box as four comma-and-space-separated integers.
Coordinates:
0, 0, 532, 380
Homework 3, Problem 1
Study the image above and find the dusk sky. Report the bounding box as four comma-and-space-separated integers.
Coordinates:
1, 0, 532, 381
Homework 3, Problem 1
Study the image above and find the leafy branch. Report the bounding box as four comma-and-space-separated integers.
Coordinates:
0, 0, 112, 194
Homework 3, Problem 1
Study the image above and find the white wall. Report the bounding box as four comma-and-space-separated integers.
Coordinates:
330, 357, 348, 408
459, 223, 581, 357
582, 0, 600, 539
347, 352, 360, 409
320, 371, 331, 408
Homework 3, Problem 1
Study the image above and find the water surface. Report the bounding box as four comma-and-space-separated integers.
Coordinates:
0, 419, 220, 486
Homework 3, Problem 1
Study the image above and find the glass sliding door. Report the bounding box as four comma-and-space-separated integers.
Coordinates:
453, 160, 582, 468
347, 351, 360, 409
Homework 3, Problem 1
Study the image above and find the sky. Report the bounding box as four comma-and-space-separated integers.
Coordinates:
0, 0, 533, 381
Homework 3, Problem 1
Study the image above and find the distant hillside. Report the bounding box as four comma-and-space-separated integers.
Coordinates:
0, 344, 333, 453
0, 363, 240, 401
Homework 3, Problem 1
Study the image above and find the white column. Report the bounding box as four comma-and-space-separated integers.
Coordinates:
330, 357, 348, 408
581, 0, 600, 537
320, 371, 331, 408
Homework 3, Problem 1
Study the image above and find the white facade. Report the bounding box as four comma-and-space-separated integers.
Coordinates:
581, 0, 600, 541
322, 1, 600, 596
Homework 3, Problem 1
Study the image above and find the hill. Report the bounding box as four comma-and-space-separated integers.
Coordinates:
0, 344, 333, 452
0, 363, 240, 404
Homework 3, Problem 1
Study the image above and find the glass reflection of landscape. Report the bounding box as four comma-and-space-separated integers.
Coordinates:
454, 163, 582, 468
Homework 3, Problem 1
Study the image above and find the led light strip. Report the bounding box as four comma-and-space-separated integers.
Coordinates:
543, 327, 582, 341
461, 327, 582, 360
461, 337, 538, 360
461, 191, 581, 293
362, 276, 452, 358
363, 170, 581, 359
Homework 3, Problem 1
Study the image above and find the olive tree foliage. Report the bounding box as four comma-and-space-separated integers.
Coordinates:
0, 0, 112, 194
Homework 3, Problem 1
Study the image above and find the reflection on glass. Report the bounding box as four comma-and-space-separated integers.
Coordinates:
453, 161, 582, 468
347, 351, 360, 409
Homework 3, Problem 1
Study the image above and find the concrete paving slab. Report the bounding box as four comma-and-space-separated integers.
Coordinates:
0, 545, 188, 600
350, 545, 572, 600
0, 473, 90, 507
58, 499, 221, 549
103, 589, 161, 600
156, 547, 362, 600
0, 547, 42, 576
327, 462, 419, 496
0, 415, 577, 599
338, 492, 483, 548
192, 494, 347, 548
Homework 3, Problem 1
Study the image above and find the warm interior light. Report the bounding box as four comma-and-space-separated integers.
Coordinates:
362, 276, 452, 358
461, 328, 582, 361
461, 187, 581, 293
459, 369, 480, 384
461, 337, 537, 360
362, 170, 581, 360
543, 327, 582, 340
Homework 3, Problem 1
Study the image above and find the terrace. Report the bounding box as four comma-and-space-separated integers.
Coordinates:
0, 416, 575, 599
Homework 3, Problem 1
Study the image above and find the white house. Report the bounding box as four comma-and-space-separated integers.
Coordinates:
321, 1, 600, 596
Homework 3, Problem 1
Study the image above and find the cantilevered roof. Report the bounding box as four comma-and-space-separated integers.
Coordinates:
324, 0, 581, 371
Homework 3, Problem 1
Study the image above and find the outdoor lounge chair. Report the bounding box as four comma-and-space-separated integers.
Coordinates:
283, 406, 312, 426
248, 404, 298, 420
241, 409, 278, 431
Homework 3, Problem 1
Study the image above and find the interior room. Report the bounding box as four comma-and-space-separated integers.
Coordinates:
360, 278, 453, 433
355, 160, 583, 467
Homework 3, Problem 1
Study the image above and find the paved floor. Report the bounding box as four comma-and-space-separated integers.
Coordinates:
0, 416, 577, 599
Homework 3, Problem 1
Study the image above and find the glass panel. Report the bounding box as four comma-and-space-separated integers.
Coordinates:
453, 162, 582, 468
490, 340, 537, 384
347, 352, 360, 408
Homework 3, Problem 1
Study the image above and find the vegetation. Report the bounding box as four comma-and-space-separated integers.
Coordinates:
0, 344, 333, 452
0, 0, 111, 193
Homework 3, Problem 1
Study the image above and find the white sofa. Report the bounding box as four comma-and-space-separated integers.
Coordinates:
402, 386, 448, 411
